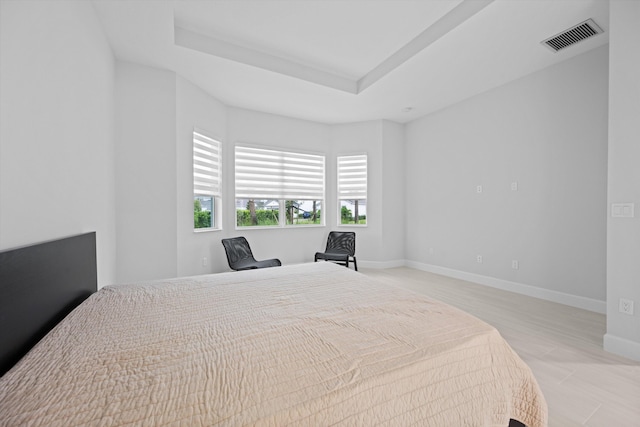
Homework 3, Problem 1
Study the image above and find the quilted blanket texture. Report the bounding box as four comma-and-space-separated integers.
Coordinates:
0, 263, 546, 426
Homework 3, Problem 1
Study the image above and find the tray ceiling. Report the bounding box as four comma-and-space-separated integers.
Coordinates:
92, 0, 609, 124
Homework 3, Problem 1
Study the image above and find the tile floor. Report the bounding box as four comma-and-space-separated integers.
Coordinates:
360, 267, 640, 427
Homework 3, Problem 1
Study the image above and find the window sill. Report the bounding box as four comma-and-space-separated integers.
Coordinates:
235, 224, 326, 230
193, 228, 222, 233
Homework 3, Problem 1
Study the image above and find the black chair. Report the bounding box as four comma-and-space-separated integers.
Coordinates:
221, 237, 281, 271
314, 231, 357, 271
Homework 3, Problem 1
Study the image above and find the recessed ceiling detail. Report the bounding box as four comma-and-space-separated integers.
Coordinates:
174, 26, 358, 93
175, 0, 494, 94
541, 19, 604, 52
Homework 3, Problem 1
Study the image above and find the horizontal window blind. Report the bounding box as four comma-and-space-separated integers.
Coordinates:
193, 130, 221, 197
337, 154, 367, 200
235, 145, 325, 200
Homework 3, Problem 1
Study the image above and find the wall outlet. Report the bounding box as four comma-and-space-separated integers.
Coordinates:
202, 257, 208, 267
476, 255, 483, 263
619, 298, 634, 315
429, 247, 434, 255
511, 182, 518, 191
512, 260, 519, 269
476, 185, 483, 194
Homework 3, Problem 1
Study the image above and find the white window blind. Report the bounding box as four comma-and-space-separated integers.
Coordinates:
337, 154, 367, 200
235, 145, 325, 200
193, 130, 221, 197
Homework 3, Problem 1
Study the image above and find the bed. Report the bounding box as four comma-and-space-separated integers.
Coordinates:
0, 234, 547, 426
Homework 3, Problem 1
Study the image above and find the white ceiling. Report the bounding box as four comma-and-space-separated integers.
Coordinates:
92, 0, 609, 124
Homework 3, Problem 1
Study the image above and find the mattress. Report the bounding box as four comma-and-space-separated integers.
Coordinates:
0, 263, 547, 426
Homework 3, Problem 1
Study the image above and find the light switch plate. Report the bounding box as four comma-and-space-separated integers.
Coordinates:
611, 203, 634, 218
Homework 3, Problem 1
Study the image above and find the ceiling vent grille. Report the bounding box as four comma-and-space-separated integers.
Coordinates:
542, 19, 603, 52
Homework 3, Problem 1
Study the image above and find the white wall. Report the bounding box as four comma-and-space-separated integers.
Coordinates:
404, 46, 609, 311
381, 120, 405, 264
115, 62, 177, 283
176, 76, 228, 276
605, 0, 640, 361
0, 0, 116, 286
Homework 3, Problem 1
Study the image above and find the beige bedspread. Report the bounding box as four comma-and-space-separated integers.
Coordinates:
0, 263, 546, 426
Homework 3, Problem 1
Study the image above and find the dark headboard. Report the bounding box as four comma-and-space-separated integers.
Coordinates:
0, 232, 97, 377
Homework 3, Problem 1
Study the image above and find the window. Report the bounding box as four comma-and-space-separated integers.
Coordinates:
193, 129, 221, 230
337, 154, 367, 226
235, 145, 324, 227
235, 199, 279, 227
285, 200, 322, 225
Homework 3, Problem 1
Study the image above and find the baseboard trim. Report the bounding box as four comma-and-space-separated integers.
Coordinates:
404, 260, 606, 314
358, 259, 405, 269
604, 333, 640, 362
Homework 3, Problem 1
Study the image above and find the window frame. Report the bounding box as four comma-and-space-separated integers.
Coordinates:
337, 154, 368, 227
193, 128, 222, 232
234, 144, 325, 229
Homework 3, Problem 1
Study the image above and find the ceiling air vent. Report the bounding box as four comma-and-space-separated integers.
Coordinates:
542, 19, 603, 52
